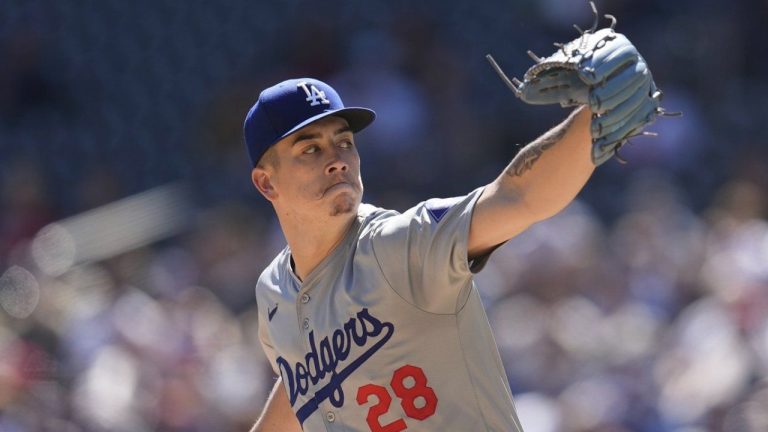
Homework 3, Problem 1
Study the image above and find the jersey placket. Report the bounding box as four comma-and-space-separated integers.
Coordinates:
289, 221, 359, 429
296, 282, 340, 429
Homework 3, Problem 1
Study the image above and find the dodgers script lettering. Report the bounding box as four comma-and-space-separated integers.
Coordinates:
276, 308, 395, 425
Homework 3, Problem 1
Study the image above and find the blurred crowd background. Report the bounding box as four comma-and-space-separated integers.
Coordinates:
1, 0, 767, 431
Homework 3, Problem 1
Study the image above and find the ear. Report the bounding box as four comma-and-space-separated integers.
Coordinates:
252, 167, 278, 201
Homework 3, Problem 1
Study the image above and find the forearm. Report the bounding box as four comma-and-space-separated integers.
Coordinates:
495, 106, 594, 220
251, 378, 302, 432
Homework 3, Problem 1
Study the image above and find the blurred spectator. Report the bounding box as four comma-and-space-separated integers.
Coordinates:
0, 30, 65, 127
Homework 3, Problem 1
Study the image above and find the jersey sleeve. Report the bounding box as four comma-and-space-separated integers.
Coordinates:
370, 187, 488, 314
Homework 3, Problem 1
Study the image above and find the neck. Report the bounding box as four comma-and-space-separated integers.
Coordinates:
278, 210, 357, 281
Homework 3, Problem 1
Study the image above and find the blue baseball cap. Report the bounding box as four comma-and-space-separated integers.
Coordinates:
243, 78, 376, 167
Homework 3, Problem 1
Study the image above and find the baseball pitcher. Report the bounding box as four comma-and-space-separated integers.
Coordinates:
244, 5, 676, 431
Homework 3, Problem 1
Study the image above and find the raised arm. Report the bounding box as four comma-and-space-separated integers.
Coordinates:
250, 378, 302, 432
468, 106, 593, 257
468, 5, 678, 258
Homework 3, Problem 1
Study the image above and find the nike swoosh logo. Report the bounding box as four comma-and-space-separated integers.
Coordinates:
268, 304, 278, 321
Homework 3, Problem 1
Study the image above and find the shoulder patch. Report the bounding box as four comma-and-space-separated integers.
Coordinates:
425, 196, 463, 223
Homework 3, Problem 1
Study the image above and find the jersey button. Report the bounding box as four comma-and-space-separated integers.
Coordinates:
326, 412, 335, 423
302, 318, 310, 329
300, 293, 310, 304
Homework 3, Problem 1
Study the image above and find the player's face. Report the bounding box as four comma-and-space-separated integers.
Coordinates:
256, 116, 363, 218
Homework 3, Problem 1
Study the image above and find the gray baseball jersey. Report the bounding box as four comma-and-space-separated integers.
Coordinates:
256, 187, 524, 431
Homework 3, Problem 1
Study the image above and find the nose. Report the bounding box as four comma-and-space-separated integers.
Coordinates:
325, 151, 349, 175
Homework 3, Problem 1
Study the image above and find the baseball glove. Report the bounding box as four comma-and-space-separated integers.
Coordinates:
487, 1, 679, 166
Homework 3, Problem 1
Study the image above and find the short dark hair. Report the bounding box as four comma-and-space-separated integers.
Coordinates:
256, 146, 279, 169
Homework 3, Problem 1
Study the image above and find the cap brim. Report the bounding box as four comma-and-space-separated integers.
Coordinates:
279, 107, 376, 141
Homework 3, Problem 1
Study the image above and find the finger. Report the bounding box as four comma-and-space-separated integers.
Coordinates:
579, 38, 639, 85
589, 60, 649, 112
591, 81, 652, 138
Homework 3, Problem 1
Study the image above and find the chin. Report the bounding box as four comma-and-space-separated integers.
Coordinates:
329, 193, 359, 217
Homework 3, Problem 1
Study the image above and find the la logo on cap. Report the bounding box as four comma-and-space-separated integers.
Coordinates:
297, 81, 331, 106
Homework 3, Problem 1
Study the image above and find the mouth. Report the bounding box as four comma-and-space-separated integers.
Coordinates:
328, 180, 351, 191
321, 179, 355, 198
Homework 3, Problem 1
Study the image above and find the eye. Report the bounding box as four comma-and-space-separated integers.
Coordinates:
302, 145, 319, 154
338, 140, 354, 149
